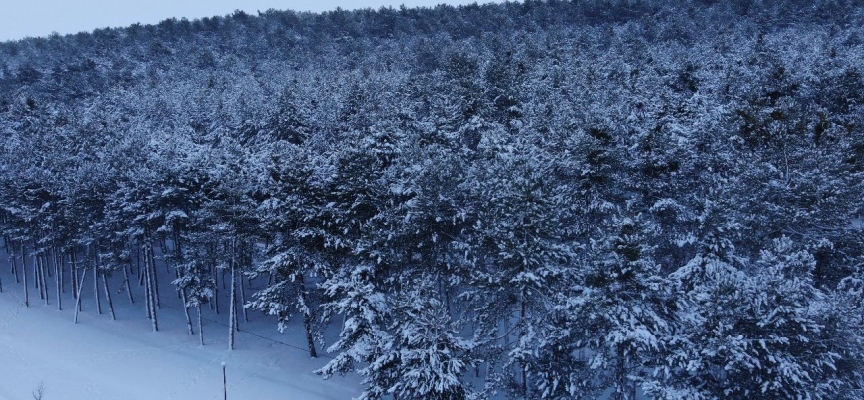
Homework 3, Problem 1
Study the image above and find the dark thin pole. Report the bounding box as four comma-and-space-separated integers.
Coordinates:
222, 362, 227, 400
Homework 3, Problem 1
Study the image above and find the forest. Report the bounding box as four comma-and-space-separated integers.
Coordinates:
1, 0, 864, 398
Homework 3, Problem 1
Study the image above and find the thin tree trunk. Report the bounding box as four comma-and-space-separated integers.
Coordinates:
21, 245, 30, 305
228, 239, 236, 351
303, 308, 317, 358
5, 238, 18, 283
239, 272, 248, 323
173, 230, 182, 302
73, 267, 87, 323
55, 250, 62, 310
144, 250, 152, 320
212, 264, 220, 314
94, 260, 102, 315
145, 242, 159, 332
36, 254, 43, 291
148, 244, 160, 309
137, 247, 144, 286
40, 254, 49, 304
197, 305, 204, 345
35, 253, 43, 299
102, 272, 116, 320
123, 262, 134, 304
298, 276, 317, 358
31, 246, 37, 291
0, 236, 10, 290
71, 248, 78, 302
160, 238, 170, 272
10, 252, 18, 283
58, 248, 64, 294
232, 293, 239, 332
181, 288, 193, 335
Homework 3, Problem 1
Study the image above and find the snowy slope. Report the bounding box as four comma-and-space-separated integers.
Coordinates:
0, 254, 361, 400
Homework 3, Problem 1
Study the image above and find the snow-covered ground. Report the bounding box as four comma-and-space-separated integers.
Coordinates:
0, 252, 361, 400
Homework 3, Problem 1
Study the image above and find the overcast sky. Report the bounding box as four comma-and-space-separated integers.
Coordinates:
0, 0, 501, 42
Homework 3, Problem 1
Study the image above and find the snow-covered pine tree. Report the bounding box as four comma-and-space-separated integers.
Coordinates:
173, 256, 214, 345
565, 216, 670, 400
366, 284, 476, 400
652, 237, 859, 399
316, 264, 391, 381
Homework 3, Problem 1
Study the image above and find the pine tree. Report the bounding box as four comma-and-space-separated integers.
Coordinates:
368, 286, 476, 400
653, 237, 858, 399
566, 216, 670, 400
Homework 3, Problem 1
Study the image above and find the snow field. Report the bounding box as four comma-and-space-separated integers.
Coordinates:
0, 248, 361, 400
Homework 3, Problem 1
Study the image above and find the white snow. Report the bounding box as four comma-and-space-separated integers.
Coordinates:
0, 254, 361, 400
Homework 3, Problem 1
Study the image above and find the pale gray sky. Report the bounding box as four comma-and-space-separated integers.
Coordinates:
0, 0, 501, 42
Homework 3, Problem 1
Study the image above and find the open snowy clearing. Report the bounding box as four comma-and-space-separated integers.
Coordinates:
0, 261, 360, 400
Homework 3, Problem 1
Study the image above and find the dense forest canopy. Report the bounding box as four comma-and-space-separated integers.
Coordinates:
1, 0, 864, 398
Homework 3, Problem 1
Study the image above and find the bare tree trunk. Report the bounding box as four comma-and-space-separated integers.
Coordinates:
123, 262, 134, 304
149, 254, 159, 332
102, 272, 116, 320
40, 254, 48, 305
5, 237, 18, 283
149, 245, 159, 331
31, 247, 38, 292
212, 264, 220, 314
148, 244, 160, 309
10, 251, 18, 283
137, 247, 144, 286
73, 267, 87, 323
144, 242, 159, 332
71, 248, 78, 303
228, 239, 236, 351
197, 305, 204, 345
35, 255, 42, 297
521, 298, 528, 396
57, 248, 64, 294
35, 253, 44, 301
303, 307, 317, 358
94, 262, 102, 315
55, 249, 61, 310
298, 276, 317, 358
239, 273, 248, 323
0, 237, 9, 290
232, 292, 239, 332
181, 288, 193, 335
173, 230, 183, 303
160, 238, 170, 272
144, 251, 152, 320
21, 244, 28, 307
